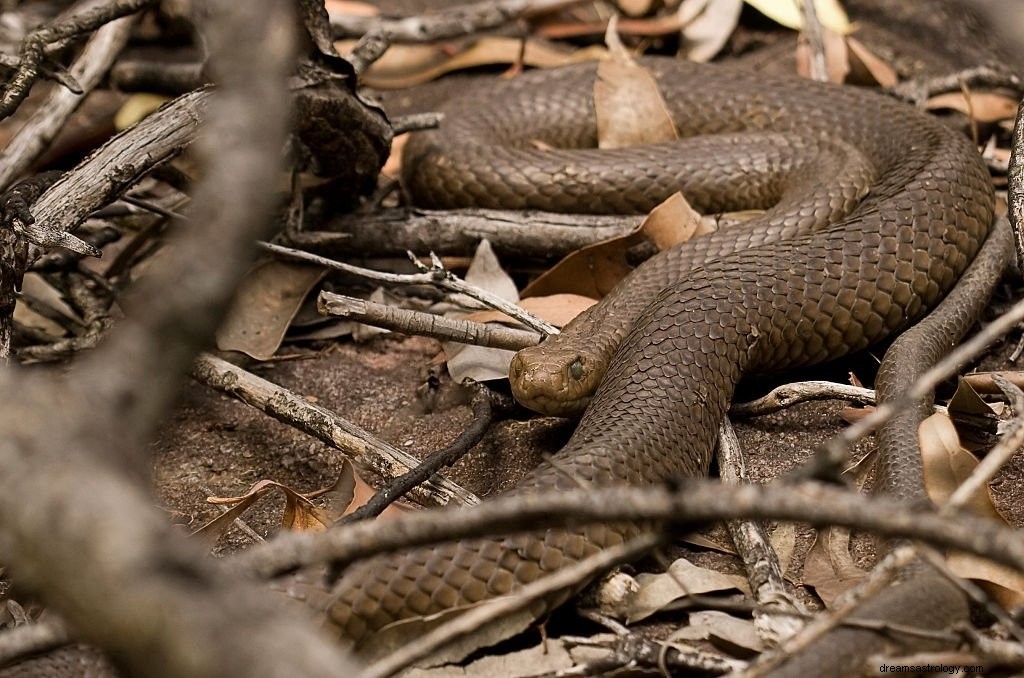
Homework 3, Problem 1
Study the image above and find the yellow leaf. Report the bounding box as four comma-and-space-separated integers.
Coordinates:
743, 0, 850, 33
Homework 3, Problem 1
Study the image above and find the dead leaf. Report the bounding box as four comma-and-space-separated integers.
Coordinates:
445, 240, 520, 383
464, 293, 598, 329
382, 132, 409, 179
679, 0, 744, 63
670, 610, 764, 654
795, 27, 849, 83
948, 552, 1024, 611
216, 259, 325, 360
948, 378, 999, 418
769, 523, 797, 576
445, 345, 518, 384
926, 91, 1019, 123
643, 192, 713, 249
801, 527, 866, 606
324, 0, 377, 17
520, 224, 645, 300
336, 37, 606, 89
192, 473, 350, 546
744, 0, 850, 33
13, 273, 77, 338
113, 93, 170, 130
913, 414, 1024, 608
681, 531, 737, 554
846, 37, 897, 87
920, 413, 1003, 520
352, 287, 392, 343
361, 601, 542, 667
462, 239, 518, 303
522, 192, 706, 299
595, 28, 678, 149
401, 634, 575, 677
964, 371, 1024, 395
624, 557, 748, 623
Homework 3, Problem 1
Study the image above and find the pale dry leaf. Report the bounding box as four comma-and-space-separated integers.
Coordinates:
644, 191, 712, 250
445, 345, 518, 383
403, 637, 575, 678
462, 239, 519, 303
681, 531, 737, 554
679, 0, 744, 63
325, 0, 378, 17
948, 552, 1024, 611
382, 132, 409, 179
795, 26, 849, 82
445, 240, 520, 382
14, 273, 78, 336
464, 293, 598, 329
361, 601, 540, 667
743, 0, 850, 33
769, 523, 797, 576
670, 610, 764, 653
216, 259, 325, 359
801, 526, 866, 606
113, 93, 169, 130
626, 557, 749, 623
352, 287, 392, 343
917, 414, 1024, 608
595, 24, 678, 149
926, 91, 1019, 124
337, 37, 607, 89
919, 412, 1003, 520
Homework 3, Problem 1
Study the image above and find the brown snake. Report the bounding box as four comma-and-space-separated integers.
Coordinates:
327, 57, 1006, 669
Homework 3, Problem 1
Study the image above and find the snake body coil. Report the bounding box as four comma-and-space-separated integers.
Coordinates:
329, 58, 995, 661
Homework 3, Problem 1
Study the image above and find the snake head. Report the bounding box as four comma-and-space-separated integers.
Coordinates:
508, 343, 598, 417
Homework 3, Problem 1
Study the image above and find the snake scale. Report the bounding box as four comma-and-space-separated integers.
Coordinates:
324, 55, 1005, 671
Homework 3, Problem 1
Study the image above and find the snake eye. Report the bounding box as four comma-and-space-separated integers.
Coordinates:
569, 357, 585, 380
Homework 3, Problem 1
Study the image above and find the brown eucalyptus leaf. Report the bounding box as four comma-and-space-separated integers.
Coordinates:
625, 557, 748, 623
594, 42, 677, 149
801, 527, 866, 606
216, 259, 325, 360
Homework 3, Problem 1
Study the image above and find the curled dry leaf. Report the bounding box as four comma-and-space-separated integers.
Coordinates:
192, 470, 353, 546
